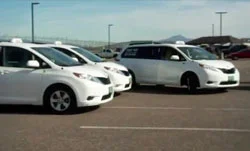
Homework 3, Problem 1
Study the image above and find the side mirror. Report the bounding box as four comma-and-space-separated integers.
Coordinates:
72, 57, 79, 62
170, 55, 180, 61
27, 60, 40, 68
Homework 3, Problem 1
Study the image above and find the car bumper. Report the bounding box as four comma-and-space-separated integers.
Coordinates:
108, 72, 132, 92
200, 69, 240, 88
75, 80, 114, 107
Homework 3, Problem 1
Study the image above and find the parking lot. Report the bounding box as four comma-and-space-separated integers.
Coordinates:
0, 59, 249, 151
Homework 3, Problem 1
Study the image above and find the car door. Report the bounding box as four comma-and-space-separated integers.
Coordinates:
0, 46, 12, 102
158, 46, 187, 85
125, 46, 159, 84
1, 46, 44, 104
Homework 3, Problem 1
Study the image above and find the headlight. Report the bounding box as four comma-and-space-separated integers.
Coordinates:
73, 72, 102, 84
104, 67, 124, 75
199, 64, 218, 72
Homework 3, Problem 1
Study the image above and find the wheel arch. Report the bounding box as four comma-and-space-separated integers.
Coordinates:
42, 83, 77, 105
180, 71, 200, 87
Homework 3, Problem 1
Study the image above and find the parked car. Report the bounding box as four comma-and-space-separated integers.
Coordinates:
116, 42, 240, 93
222, 44, 248, 56
0, 39, 114, 113
96, 49, 118, 58
228, 48, 250, 60
44, 42, 132, 92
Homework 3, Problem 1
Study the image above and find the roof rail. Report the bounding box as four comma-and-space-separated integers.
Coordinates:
128, 40, 161, 46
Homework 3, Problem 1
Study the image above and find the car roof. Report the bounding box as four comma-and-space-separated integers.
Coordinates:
44, 44, 78, 49
126, 43, 196, 48
0, 42, 51, 49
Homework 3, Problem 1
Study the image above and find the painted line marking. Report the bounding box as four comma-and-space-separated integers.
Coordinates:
205, 108, 250, 111
80, 126, 250, 133
103, 106, 192, 110
103, 106, 250, 111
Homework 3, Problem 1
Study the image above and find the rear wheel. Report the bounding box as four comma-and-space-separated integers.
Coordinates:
44, 86, 76, 114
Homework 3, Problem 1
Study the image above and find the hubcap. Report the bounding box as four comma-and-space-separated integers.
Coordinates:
50, 90, 71, 112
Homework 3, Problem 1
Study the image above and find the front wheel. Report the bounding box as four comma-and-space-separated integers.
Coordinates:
44, 87, 76, 114
186, 75, 198, 94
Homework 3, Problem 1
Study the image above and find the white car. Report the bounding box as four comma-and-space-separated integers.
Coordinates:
44, 42, 132, 92
97, 49, 118, 58
116, 42, 240, 93
0, 39, 114, 113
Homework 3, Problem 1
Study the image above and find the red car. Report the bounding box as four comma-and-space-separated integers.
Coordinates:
228, 48, 250, 60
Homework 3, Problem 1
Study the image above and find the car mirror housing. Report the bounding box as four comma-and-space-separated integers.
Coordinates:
170, 55, 180, 61
27, 60, 40, 68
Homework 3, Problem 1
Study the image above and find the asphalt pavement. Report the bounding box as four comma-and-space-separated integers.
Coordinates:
0, 59, 250, 151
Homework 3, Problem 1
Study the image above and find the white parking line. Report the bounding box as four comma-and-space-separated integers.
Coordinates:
205, 108, 250, 111
80, 126, 250, 133
103, 106, 250, 111
103, 106, 192, 110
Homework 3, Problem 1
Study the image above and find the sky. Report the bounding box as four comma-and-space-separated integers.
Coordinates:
0, 0, 250, 42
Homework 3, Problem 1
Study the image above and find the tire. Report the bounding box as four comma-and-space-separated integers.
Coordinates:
186, 75, 198, 94
232, 56, 238, 60
44, 86, 76, 114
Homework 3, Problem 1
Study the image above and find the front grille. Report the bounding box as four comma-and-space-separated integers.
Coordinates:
220, 81, 237, 85
97, 77, 111, 85
101, 93, 112, 100
121, 70, 130, 76
219, 68, 235, 74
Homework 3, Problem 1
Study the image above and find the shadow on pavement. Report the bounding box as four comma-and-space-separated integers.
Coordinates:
229, 82, 250, 91
129, 85, 227, 95
0, 105, 100, 115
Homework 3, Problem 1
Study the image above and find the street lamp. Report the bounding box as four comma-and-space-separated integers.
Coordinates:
108, 24, 114, 49
215, 11, 227, 36
31, 2, 40, 43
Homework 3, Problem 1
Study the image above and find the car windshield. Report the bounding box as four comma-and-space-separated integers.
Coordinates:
32, 47, 82, 66
71, 47, 104, 63
178, 47, 217, 60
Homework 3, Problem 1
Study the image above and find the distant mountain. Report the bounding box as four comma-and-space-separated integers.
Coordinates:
159, 35, 192, 43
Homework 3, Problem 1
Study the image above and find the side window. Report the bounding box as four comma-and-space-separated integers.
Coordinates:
3, 46, 48, 68
121, 47, 139, 58
53, 47, 86, 64
107, 49, 111, 53
161, 47, 185, 61
4, 46, 33, 68
0, 47, 3, 66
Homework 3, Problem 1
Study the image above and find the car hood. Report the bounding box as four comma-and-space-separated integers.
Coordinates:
64, 64, 108, 78
96, 62, 128, 71
194, 60, 235, 69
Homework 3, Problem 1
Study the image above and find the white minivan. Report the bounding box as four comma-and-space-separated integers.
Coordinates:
116, 43, 240, 92
0, 39, 114, 113
44, 42, 132, 92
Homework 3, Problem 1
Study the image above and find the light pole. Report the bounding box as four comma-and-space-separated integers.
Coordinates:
31, 2, 40, 43
215, 11, 227, 36
212, 24, 214, 37
108, 24, 113, 49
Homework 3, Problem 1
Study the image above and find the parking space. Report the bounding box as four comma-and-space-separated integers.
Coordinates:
0, 60, 250, 151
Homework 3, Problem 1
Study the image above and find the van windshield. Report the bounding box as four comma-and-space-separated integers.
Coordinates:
32, 47, 82, 66
178, 47, 217, 60
71, 47, 104, 63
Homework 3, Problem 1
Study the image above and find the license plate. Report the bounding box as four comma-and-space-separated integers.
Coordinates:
109, 87, 113, 93
228, 76, 234, 81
